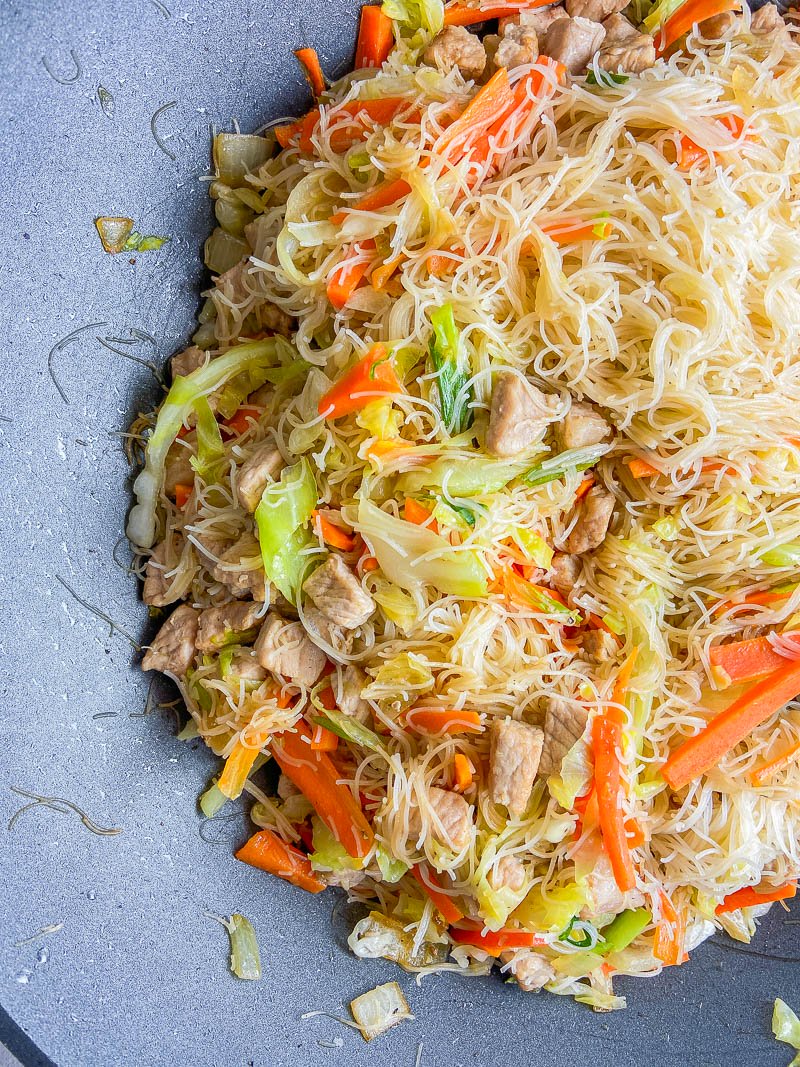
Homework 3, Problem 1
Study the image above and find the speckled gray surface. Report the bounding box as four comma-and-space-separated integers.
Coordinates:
1, 2, 798, 1065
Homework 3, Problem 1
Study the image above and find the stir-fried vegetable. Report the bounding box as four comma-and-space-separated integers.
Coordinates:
235, 828, 326, 893
350, 981, 413, 1041
428, 304, 472, 435
254, 457, 317, 600
128, 338, 291, 548
524, 444, 611, 487
773, 998, 800, 1066
318, 345, 402, 417
221, 913, 262, 980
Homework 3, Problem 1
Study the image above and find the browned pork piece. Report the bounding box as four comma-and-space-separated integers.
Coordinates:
501, 950, 556, 991
489, 718, 544, 817
598, 13, 657, 73
196, 600, 261, 653
211, 532, 268, 601
538, 696, 589, 778
564, 485, 615, 554
143, 542, 177, 607
141, 604, 200, 675
303, 555, 375, 629
423, 25, 487, 79
486, 372, 559, 457
543, 16, 606, 73
170, 345, 206, 379
581, 629, 619, 663
424, 786, 474, 850
548, 552, 581, 598
236, 442, 284, 512
254, 612, 326, 686
557, 401, 612, 451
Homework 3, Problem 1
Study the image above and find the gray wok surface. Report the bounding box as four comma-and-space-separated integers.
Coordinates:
1, 2, 798, 1065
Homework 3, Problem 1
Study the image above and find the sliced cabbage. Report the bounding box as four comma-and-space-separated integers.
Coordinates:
199, 781, 227, 818
254, 457, 317, 600
548, 736, 593, 809
225, 913, 261, 980
428, 303, 472, 436
371, 579, 419, 632
357, 497, 488, 598
573, 987, 627, 1012
127, 338, 290, 548
473, 839, 529, 930
356, 398, 402, 440
191, 396, 226, 482
373, 651, 433, 691
513, 527, 554, 569
761, 542, 800, 568
514, 881, 586, 935
773, 999, 800, 1065
399, 455, 533, 496
350, 981, 413, 1041
376, 847, 409, 883
382, 0, 444, 34
309, 816, 365, 873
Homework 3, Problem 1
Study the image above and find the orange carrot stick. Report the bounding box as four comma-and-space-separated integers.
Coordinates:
453, 753, 475, 792
439, 67, 515, 158
294, 48, 326, 99
715, 880, 797, 914
403, 498, 438, 530
411, 863, 464, 923
354, 5, 394, 68
326, 238, 376, 309
235, 828, 326, 894
318, 343, 402, 418
406, 707, 483, 736
310, 722, 339, 752
311, 509, 356, 551
749, 739, 800, 786
224, 406, 260, 436
330, 178, 412, 225
662, 661, 800, 790
625, 457, 660, 478
654, 891, 685, 966
449, 926, 546, 955
271, 722, 374, 859
657, 0, 741, 54
709, 633, 798, 688
444, 0, 553, 26
174, 483, 192, 508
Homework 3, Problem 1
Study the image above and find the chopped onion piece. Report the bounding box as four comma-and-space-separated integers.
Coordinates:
213, 133, 273, 187
350, 981, 413, 1041
204, 227, 249, 275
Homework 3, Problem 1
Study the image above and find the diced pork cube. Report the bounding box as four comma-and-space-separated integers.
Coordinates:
489, 854, 526, 893
564, 485, 615, 554
141, 604, 199, 676
566, 0, 627, 23
501, 950, 556, 991
557, 400, 611, 450
501, 6, 568, 35
335, 665, 372, 723
211, 532, 268, 602
196, 601, 262, 653
486, 372, 559, 458
494, 22, 539, 68
226, 650, 267, 681
548, 552, 581, 598
581, 629, 618, 664
303, 606, 355, 656
254, 612, 326, 687
143, 541, 178, 607
544, 15, 606, 73
423, 25, 487, 79
303, 555, 375, 629
236, 442, 284, 512
539, 696, 589, 778
428, 786, 473, 851
489, 719, 544, 818
598, 13, 656, 73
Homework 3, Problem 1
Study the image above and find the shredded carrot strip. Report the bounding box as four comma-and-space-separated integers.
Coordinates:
443, 0, 554, 26
449, 926, 546, 955
575, 473, 595, 501
715, 880, 797, 914
326, 238, 376, 309
675, 114, 751, 170
218, 740, 261, 799
654, 891, 686, 966
310, 722, 339, 752
411, 864, 464, 923
354, 5, 394, 68
406, 707, 483, 735
311, 509, 356, 551
403, 498, 438, 531
453, 753, 475, 792
276, 99, 417, 154
712, 584, 797, 617
657, 0, 741, 54
330, 177, 411, 225
271, 721, 374, 859
540, 215, 612, 246
174, 483, 192, 508
626, 456, 660, 478
224, 406, 260, 436
294, 48, 326, 99
748, 739, 800, 786
318, 343, 402, 418
662, 661, 800, 790
371, 253, 406, 291
235, 828, 326, 894
709, 632, 798, 688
